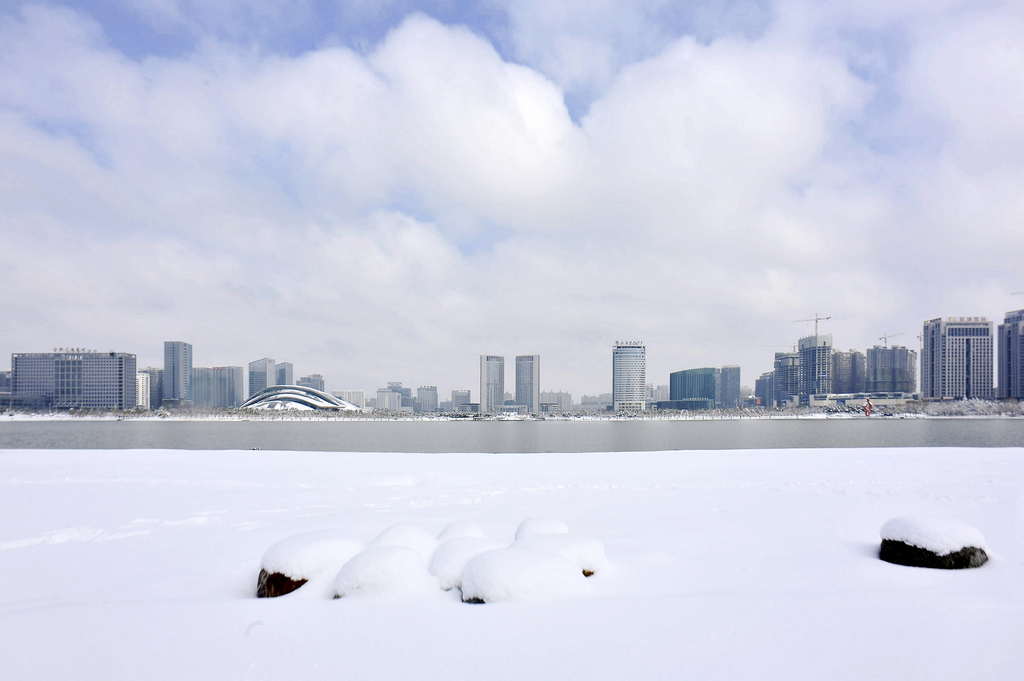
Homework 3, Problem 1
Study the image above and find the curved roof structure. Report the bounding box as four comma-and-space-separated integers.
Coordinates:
240, 385, 359, 411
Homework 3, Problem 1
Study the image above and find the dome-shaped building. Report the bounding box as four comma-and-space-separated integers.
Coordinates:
240, 385, 359, 411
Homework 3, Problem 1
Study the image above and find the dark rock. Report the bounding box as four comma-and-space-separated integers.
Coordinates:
879, 539, 988, 569
256, 568, 308, 598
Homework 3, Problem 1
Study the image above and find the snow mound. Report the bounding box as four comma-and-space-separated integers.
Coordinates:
880, 516, 988, 555
512, 534, 608, 576
429, 537, 502, 590
260, 530, 365, 581
367, 523, 438, 558
460, 549, 590, 603
437, 520, 488, 542
514, 517, 569, 540
333, 547, 439, 598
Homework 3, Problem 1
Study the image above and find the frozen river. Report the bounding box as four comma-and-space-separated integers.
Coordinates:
0, 416, 1022, 451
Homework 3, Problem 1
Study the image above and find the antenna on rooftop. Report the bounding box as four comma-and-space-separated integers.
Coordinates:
793, 313, 832, 337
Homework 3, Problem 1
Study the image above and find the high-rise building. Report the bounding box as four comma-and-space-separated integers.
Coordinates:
921, 317, 994, 400
136, 372, 150, 408
0, 369, 12, 394
331, 390, 365, 408
249, 358, 275, 397
772, 352, 800, 407
297, 374, 325, 392
832, 350, 867, 394
798, 334, 833, 398
480, 355, 504, 413
451, 390, 471, 412
866, 346, 916, 393
754, 372, 774, 407
540, 391, 573, 412
998, 309, 1024, 400
193, 366, 245, 408
666, 367, 717, 410
276, 362, 294, 386
515, 355, 541, 413
376, 388, 402, 411
12, 351, 137, 409
720, 365, 741, 408
417, 386, 438, 413
612, 342, 646, 411
139, 367, 163, 409
163, 341, 193, 406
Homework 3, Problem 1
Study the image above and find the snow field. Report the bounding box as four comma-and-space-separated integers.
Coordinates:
260, 530, 365, 581
333, 546, 440, 598
511, 533, 609, 576
428, 536, 502, 590
880, 516, 988, 555
515, 517, 570, 540
460, 548, 590, 603
1, 447, 1021, 680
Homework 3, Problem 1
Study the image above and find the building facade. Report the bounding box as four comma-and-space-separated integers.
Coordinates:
12, 351, 137, 409
417, 386, 439, 413
866, 345, 917, 393
192, 366, 245, 408
0, 369, 11, 394
798, 334, 833, 399
136, 372, 150, 408
249, 358, 276, 397
612, 342, 646, 411
480, 355, 505, 414
139, 367, 163, 409
773, 352, 800, 407
719, 365, 741, 409
451, 389, 471, 412
832, 350, 867, 394
921, 317, 994, 400
515, 355, 541, 413
540, 390, 573, 413
998, 309, 1024, 400
297, 374, 325, 392
276, 362, 294, 386
667, 367, 717, 410
163, 341, 193, 406
331, 390, 365, 408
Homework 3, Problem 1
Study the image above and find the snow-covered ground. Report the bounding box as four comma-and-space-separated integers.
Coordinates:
0, 447, 1021, 680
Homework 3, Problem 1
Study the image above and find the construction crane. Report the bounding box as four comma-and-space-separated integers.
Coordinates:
879, 332, 905, 347
794, 313, 831, 337
762, 344, 798, 352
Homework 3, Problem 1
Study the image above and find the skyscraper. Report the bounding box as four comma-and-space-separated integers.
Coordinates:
668, 367, 717, 410
998, 309, 1024, 400
193, 366, 245, 408
163, 341, 193, 406
417, 386, 439, 413
451, 389, 471, 412
832, 350, 867, 394
921, 317, 994, 400
720, 365, 741, 408
276, 362, 294, 386
798, 334, 832, 398
139, 367, 163, 409
480, 355, 504, 413
866, 346, 916, 393
297, 374, 325, 392
331, 390, 365, 408
136, 372, 150, 408
612, 342, 646, 411
772, 352, 800, 407
515, 355, 541, 413
249, 358, 275, 397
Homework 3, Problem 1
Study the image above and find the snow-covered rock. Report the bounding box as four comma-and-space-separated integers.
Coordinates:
257, 530, 364, 598
367, 523, 438, 558
512, 534, 608, 576
514, 518, 569, 541
436, 520, 488, 542
429, 537, 502, 590
460, 549, 590, 603
333, 547, 440, 598
879, 516, 989, 569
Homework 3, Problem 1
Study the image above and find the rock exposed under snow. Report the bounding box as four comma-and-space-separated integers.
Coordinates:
460, 548, 589, 603
333, 546, 440, 598
257, 530, 364, 598
512, 534, 608, 576
879, 516, 989, 569
514, 518, 569, 541
429, 536, 502, 590
367, 523, 438, 559
436, 520, 488, 542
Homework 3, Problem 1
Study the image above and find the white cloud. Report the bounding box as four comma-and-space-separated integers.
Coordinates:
1, 2, 1022, 397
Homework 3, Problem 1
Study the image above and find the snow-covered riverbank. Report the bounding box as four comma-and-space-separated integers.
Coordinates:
0, 446, 1020, 679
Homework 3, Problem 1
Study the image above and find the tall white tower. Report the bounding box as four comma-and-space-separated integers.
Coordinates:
612, 342, 646, 411
515, 355, 541, 413
480, 355, 504, 414
921, 317, 994, 400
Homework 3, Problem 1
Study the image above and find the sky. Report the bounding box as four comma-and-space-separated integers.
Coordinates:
1, 0, 1022, 399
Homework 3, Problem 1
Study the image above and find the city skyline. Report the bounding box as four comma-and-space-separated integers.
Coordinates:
1, 2, 1023, 397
